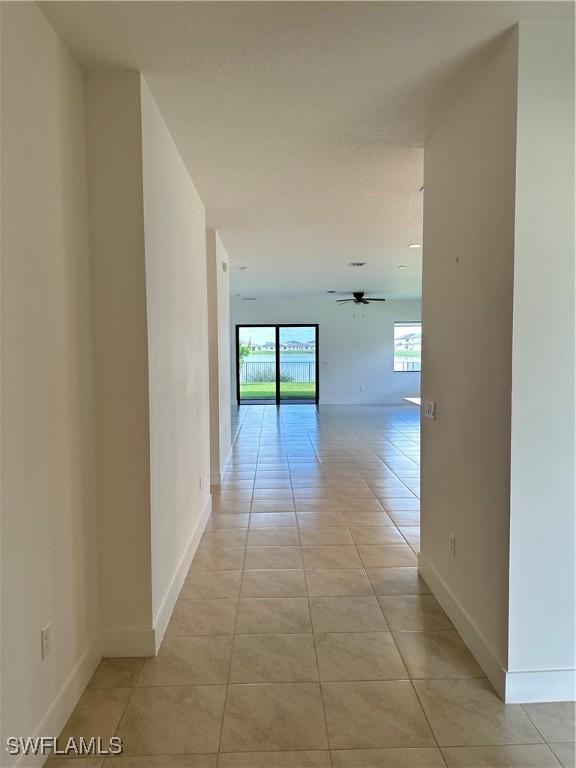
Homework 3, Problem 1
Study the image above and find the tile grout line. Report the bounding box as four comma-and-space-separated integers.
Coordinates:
111, 684, 138, 759
409, 675, 449, 767
520, 705, 565, 750
214, 518, 249, 758
309, 595, 334, 768
296, 410, 335, 768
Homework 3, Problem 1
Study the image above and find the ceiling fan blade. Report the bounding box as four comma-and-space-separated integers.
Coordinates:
336, 299, 353, 303
361, 300, 370, 304
364, 298, 386, 302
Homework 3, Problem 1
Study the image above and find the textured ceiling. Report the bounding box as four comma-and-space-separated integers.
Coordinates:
44, 1, 572, 299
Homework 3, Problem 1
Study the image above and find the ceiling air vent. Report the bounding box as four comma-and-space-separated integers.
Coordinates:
348, 262, 366, 267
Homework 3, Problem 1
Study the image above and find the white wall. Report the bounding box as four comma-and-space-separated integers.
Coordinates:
231, 298, 421, 404
1, 6, 215, 754
420, 29, 518, 695
140, 79, 212, 641
1, 2, 100, 757
508, 22, 575, 699
207, 230, 232, 483
85, 72, 154, 655
421, 22, 575, 702
85, 74, 213, 656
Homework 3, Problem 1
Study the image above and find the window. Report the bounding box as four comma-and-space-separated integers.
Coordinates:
394, 322, 422, 372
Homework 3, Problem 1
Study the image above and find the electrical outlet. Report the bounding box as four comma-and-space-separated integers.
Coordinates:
449, 534, 456, 558
41, 624, 51, 660
423, 399, 436, 420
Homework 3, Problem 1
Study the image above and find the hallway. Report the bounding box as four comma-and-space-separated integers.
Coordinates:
56, 405, 574, 767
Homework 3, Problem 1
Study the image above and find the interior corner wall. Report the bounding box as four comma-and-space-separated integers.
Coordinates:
230, 297, 421, 404
419, 29, 519, 696
1, 2, 100, 758
139, 78, 211, 643
207, 230, 232, 485
507, 22, 575, 701
85, 71, 154, 655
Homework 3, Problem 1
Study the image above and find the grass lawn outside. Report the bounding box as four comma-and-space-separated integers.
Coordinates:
240, 382, 316, 399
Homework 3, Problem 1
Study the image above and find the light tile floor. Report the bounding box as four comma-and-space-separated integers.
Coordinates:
54, 405, 575, 767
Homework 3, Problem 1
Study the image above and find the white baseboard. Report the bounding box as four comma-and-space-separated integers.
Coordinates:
152, 494, 212, 652
99, 625, 156, 657
100, 496, 212, 657
319, 397, 416, 406
9, 500, 213, 768
418, 553, 507, 699
505, 668, 576, 703
13, 635, 101, 768
210, 446, 233, 486
419, 554, 576, 703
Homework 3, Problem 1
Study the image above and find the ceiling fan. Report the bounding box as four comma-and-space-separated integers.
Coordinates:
336, 291, 386, 305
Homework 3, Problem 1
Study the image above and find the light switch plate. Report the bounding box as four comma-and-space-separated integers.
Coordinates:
423, 399, 436, 420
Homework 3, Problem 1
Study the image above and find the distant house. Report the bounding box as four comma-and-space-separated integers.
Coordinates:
395, 332, 421, 351
248, 341, 275, 351
280, 340, 316, 351
245, 339, 315, 351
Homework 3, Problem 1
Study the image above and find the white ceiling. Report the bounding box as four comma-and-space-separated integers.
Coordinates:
44, 1, 571, 299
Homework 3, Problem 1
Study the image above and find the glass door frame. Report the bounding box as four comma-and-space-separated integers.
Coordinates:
235, 324, 319, 405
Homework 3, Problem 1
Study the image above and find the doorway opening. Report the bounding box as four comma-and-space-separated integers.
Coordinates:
236, 324, 319, 404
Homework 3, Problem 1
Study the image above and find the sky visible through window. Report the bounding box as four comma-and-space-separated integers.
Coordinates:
239, 326, 316, 346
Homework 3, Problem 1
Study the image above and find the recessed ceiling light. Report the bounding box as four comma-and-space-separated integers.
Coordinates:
242, 297, 256, 301
348, 262, 366, 267
237, 266, 248, 271
408, 243, 422, 249
397, 265, 407, 270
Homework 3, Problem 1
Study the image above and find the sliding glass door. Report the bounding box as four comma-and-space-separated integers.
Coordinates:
237, 326, 277, 402
236, 324, 319, 404
279, 326, 317, 402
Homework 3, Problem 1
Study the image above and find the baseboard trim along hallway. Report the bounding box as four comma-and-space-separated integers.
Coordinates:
99, 625, 157, 658
211, 447, 233, 487
15, 635, 101, 768
418, 553, 508, 699
419, 554, 576, 703
153, 494, 213, 652
505, 668, 576, 705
